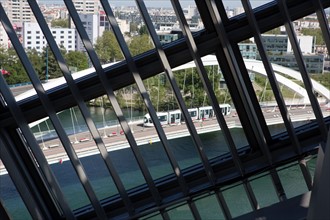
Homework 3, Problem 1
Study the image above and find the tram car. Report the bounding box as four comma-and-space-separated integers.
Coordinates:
143, 104, 231, 127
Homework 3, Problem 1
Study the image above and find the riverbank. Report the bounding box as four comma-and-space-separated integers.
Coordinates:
2, 105, 328, 175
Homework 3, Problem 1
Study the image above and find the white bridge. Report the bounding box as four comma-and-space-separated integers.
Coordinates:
173, 55, 330, 104
16, 55, 330, 105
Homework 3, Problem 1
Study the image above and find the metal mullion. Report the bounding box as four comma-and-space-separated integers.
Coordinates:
1, 2, 327, 128
241, 0, 308, 199
243, 180, 259, 210
270, 168, 287, 201
0, 74, 73, 219
135, 0, 216, 185
206, 0, 288, 203
100, 0, 189, 199
27, 0, 133, 215
217, 1, 274, 147
0, 5, 107, 219
171, 0, 259, 211
171, 0, 242, 170
214, 189, 232, 220
241, 0, 302, 155
0, 134, 47, 219
171, 0, 248, 176
205, 0, 273, 164
277, 0, 327, 143
313, 0, 330, 66
0, 199, 10, 220
187, 199, 202, 220
299, 159, 313, 191
64, 0, 162, 205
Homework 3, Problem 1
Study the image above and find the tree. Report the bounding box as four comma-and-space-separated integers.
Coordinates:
138, 25, 149, 35
51, 18, 69, 28
94, 31, 123, 64
27, 48, 44, 79
40, 46, 62, 80
65, 51, 89, 71
128, 35, 153, 56
265, 27, 281, 35
130, 22, 139, 34
1, 48, 29, 85
174, 66, 223, 108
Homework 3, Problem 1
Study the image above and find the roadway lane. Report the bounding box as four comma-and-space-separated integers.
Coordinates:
10, 84, 34, 97
26, 106, 330, 162
0, 106, 329, 173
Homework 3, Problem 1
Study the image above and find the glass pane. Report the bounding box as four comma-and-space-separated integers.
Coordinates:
306, 155, 317, 181
277, 162, 309, 199
222, 184, 253, 218
172, 58, 250, 160
195, 194, 225, 219
250, 0, 274, 9
249, 174, 279, 208
106, 0, 156, 57
0, 168, 32, 220
140, 212, 162, 220
167, 202, 194, 219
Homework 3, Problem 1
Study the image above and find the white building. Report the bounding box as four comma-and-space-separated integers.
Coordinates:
2, 0, 36, 23
99, 11, 130, 35
287, 35, 315, 54
76, 13, 99, 51
0, 22, 23, 49
184, 5, 198, 20
23, 22, 75, 53
0, 24, 9, 49
73, 0, 99, 14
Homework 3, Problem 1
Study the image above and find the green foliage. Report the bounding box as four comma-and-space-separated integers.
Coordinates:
130, 22, 139, 33
300, 28, 324, 45
139, 66, 226, 112
128, 35, 153, 56
241, 39, 253, 43
265, 27, 281, 35
143, 75, 167, 111
51, 18, 69, 28
65, 51, 89, 71
27, 48, 44, 79
138, 25, 149, 36
0, 47, 29, 85
41, 46, 62, 80
94, 31, 123, 64
178, 66, 222, 107
0, 45, 87, 85
133, 92, 144, 111
311, 73, 330, 90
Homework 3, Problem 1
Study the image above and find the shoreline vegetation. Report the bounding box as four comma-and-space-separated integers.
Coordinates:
86, 71, 317, 112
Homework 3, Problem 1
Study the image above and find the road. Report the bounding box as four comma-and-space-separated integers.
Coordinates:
10, 84, 34, 97
0, 106, 329, 173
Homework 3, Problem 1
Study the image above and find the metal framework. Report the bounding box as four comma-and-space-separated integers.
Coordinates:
0, 0, 329, 219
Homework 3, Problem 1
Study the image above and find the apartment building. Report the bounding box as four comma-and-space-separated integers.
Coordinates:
23, 22, 75, 53
72, 0, 99, 14
238, 35, 324, 74
0, 24, 9, 49
2, 0, 36, 23
76, 13, 98, 52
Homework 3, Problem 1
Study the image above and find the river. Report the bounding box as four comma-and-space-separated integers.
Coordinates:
1, 115, 316, 219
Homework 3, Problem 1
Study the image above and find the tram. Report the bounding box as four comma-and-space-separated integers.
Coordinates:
143, 104, 231, 127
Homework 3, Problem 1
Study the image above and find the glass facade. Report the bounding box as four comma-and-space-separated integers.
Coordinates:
0, 0, 329, 219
